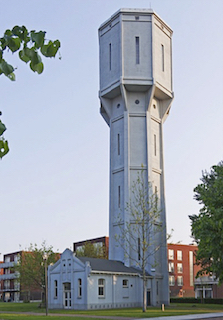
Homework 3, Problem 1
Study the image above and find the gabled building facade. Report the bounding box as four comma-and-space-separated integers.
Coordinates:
48, 248, 158, 310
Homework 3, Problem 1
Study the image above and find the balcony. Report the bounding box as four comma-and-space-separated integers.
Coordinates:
0, 261, 15, 269
0, 273, 17, 280
0, 288, 19, 292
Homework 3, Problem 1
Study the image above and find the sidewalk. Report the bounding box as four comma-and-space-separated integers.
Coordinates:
137, 313, 223, 320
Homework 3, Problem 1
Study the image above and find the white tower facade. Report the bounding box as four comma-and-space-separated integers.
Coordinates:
99, 9, 173, 305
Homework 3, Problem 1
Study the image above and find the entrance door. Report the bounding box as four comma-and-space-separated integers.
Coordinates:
147, 290, 151, 306
63, 283, 71, 309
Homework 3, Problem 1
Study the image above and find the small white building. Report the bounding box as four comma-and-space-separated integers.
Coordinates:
48, 249, 155, 310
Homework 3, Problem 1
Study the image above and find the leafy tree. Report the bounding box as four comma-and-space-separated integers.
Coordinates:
190, 161, 223, 283
0, 112, 9, 159
76, 242, 108, 259
14, 242, 60, 303
115, 169, 165, 312
0, 26, 60, 158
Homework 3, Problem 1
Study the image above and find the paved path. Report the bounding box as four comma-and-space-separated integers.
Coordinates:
0, 311, 223, 319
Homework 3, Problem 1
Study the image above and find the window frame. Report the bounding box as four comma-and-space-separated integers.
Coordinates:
98, 278, 105, 298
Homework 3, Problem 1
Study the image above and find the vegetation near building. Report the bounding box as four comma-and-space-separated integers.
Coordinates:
190, 161, 223, 283
75, 241, 108, 259
14, 242, 60, 302
115, 169, 164, 312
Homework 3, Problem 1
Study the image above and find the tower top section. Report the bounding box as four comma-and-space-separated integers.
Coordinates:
99, 8, 173, 101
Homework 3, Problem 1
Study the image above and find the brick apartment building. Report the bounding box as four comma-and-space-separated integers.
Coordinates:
0, 251, 42, 302
0, 261, 3, 301
167, 243, 200, 297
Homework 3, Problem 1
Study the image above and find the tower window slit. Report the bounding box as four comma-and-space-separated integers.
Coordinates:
109, 43, 111, 70
161, 44, 164, 71
136, 37, 140, 64
118, 186, 121, 208
117, 134, 120, 155
138, 238, 141, 260
154, 134, 157, 156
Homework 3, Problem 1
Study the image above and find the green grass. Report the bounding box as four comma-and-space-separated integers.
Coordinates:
0, 302, 223, 319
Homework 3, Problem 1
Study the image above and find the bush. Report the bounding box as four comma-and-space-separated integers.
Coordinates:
170, 297, 223, 304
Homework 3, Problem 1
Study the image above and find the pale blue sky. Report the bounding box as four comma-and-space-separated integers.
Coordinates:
1, 0, 223, 256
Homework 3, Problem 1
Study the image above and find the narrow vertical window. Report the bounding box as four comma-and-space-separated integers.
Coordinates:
154, 134, 157, 156
138, 238, 141, 260
161, 44, 164, 71
109, 43, 111, 70
118, 186, 121, 208
136, 37, 140, 64
117, 134, 120, 155
155, 186, 158, 209
54, 280, 58, 298
78, 278, 82, 297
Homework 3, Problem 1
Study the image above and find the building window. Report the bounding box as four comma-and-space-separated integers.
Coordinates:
154, 134, 156, 156
168, 262, 174, 273
109, 43, 111, 70
54, 280, 58, 298
177, 250, 182, 261
118, 186, 121, 208
161, 44, 164, 71
118, 134, 120, 155
78, 278, 82, 297
138, 237, 141, 261
177, 276, 183, 286
98, 278, 105, 297
177, 263, 183, 273
169, 275, 175, 286
135, 37, 140, 64
156, 281, 159, 295
168, 249, 174, 260
122, 279, 128, 288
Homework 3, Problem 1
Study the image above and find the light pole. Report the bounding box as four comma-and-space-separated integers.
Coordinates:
43, 253, 48, 316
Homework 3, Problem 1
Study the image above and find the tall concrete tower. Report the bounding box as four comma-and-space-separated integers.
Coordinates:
99, 9, 173, 305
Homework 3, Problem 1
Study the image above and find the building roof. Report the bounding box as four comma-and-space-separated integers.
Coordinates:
78, 257, 149, 276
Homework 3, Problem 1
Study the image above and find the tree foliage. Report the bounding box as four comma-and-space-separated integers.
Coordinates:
76, 242, 108, 259
0, 26, 60, 158
115, 169, 163, 312
0, 26, 60, 80
189, 162, 223, 283
0, 112, 9, 158
14, 242, 60, 302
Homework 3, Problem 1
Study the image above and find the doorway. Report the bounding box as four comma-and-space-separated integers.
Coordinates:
63, 282, 71, 309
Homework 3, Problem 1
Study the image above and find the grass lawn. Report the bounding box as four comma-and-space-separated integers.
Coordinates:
0, 302, 223, 319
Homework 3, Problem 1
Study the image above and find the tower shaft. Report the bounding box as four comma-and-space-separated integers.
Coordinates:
99, 9, 173, 305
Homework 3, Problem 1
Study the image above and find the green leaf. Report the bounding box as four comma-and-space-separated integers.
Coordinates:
0, 120, 6, 136
7, 37, 21, 52
0, 139, 9, 158
31, 31, 45, 48
12, 26, 28, 41
19, 49, 30, 63
41, 40, 60, 57
4, 29, 12, 37
0, 59, 14, 76
24, 47, 41, 65
7, 72, 16, 81
30, 61, 44, 74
